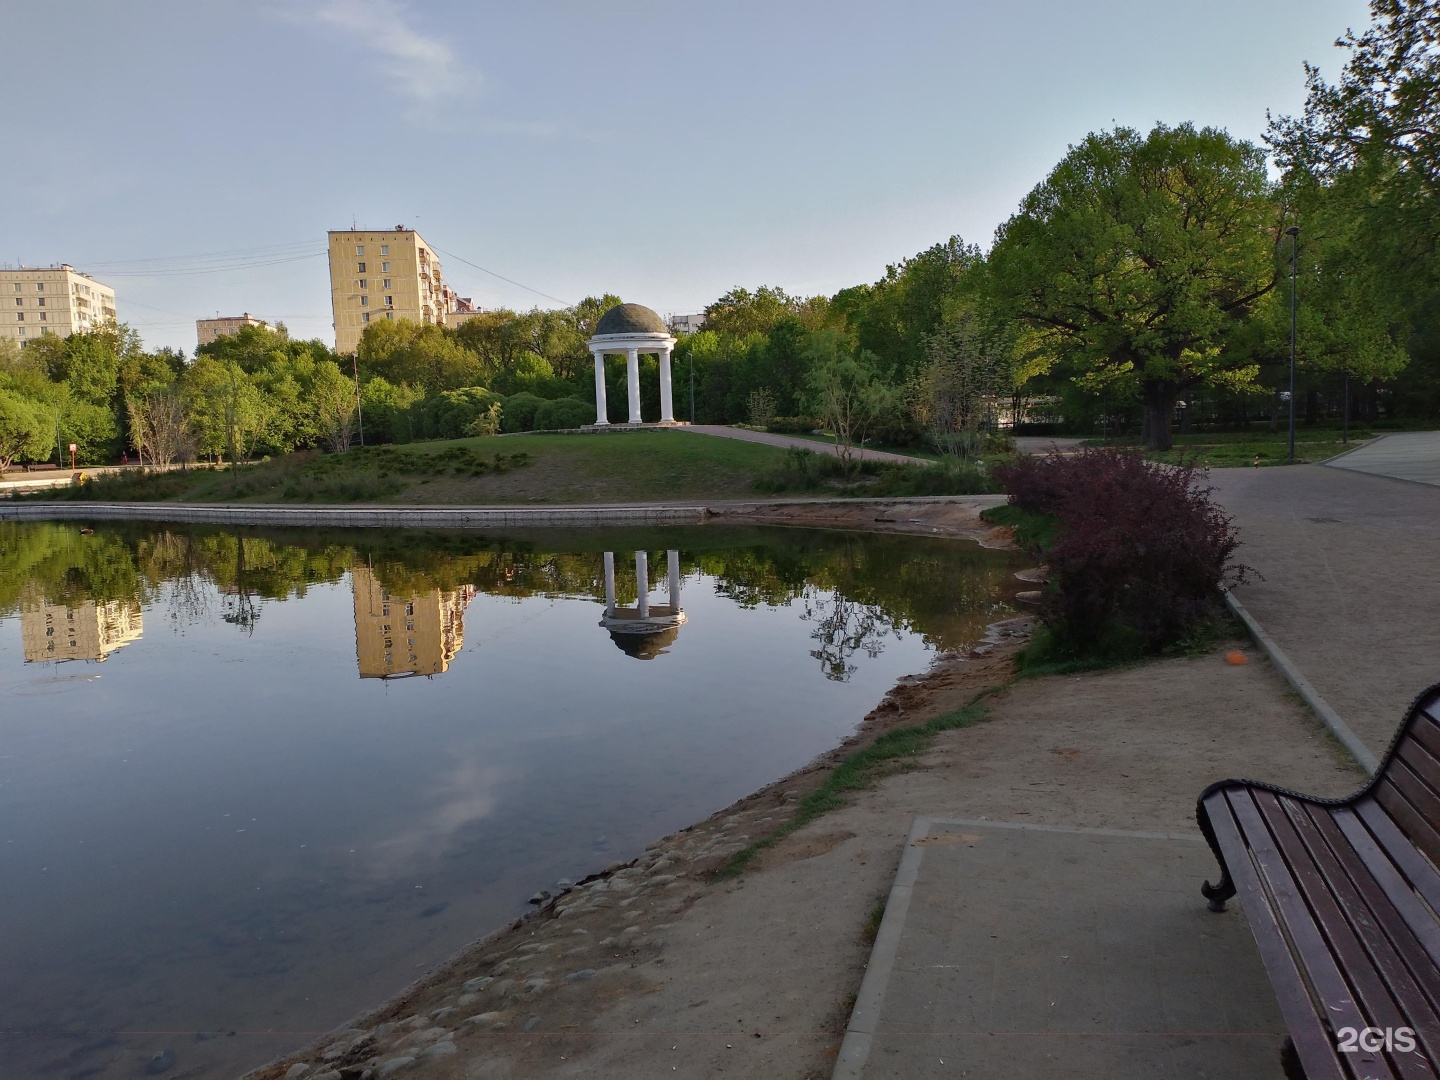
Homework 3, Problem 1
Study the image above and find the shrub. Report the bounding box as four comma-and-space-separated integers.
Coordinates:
466, 401, 502, 438
532, 397, 594, 430
500, 392, 547, 433
994, 447, 1247, 656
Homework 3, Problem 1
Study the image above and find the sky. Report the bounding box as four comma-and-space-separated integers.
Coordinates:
1, 0, 1372, 355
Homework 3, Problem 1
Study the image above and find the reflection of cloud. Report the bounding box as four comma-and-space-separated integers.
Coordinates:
365, 758, 504, 875
306, 0, 473, 102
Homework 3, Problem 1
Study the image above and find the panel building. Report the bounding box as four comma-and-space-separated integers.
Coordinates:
328, 228, 451, 354
351, 565, 476, 679
0, 265, 116, 345
21, 600, 143, 663
196, 312, 273, 348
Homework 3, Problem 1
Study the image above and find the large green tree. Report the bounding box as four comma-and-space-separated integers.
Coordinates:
988, 123, 1281, 449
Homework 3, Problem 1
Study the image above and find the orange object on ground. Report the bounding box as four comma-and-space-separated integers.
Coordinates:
1225, 651, 1248, 665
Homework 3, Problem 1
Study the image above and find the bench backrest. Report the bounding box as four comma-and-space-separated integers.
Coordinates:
1366, 686, 1440, 868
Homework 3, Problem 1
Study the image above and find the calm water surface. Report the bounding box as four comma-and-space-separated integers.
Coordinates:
0, 521, 1022, 1078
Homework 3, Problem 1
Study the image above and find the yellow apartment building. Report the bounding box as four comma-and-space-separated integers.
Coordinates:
21, 600, 143, 663
328, 228, 451, 354
351, 565, 475, 679
0, 265, 116, 345
196, 312, 273, 348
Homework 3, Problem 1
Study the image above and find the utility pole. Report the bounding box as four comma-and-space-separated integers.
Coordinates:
1286, 225, 1299, 461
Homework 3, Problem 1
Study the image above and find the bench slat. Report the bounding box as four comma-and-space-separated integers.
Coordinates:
1405, 717, 1440, 780
1375, 777, 1440, 882
1352, 799, 1440, 938
1325, 807, 1440, 1012
1256, 792, 1433, 1077
1281, 800, 1440, 1070
1205, 792, 1350, 1080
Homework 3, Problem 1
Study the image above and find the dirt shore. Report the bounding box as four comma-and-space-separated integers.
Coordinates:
245, 505, 1364, 1080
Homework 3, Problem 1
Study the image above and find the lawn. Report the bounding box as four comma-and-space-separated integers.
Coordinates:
35, 431, 800, 505
1084, 427, 1375, 468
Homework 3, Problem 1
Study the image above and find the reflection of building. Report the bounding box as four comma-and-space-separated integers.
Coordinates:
351, 566, 476, 679
21, 601, 143, 663
599, 551, 687, 659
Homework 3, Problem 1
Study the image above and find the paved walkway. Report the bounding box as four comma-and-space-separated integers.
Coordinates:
676, 425, 930, 464
837, 818, 1283, 1079
1326, 430, 1440, 487
1210, 464, 1440, 755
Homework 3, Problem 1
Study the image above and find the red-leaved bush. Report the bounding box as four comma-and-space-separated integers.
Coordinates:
995, 448, 1248, 654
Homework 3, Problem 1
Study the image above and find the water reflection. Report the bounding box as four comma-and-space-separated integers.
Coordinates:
352, 565, 476, 679
0, 520, 1024, 1079
21, 598, 143, 663
600, 550, 688, 660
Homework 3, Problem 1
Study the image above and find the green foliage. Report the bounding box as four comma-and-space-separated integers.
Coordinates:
988, 123, 1279, 449
532, 397, 594, 430
499, 392, 546, 433
978, 504, 1061, 549
753, 446, 1000, 496
0, 390, 51, 471
804, 332, 903, 468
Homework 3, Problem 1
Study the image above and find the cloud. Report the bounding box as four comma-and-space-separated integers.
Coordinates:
363, 757, 505, 876
306, 0, 474, 102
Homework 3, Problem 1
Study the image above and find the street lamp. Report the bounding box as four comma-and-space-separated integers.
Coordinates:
1285, 225, 1300, 461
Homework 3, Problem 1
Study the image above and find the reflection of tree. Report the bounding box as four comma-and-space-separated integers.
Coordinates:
221, 536, 261, 635
800, 587, 901, 682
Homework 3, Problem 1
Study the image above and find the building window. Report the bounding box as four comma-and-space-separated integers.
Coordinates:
360, 296, 368, 307
39, 313, 45, 321
357, 262, 366, 273
356, 245, 364, 255
11, 284, 19, 292
358, 279, 367, 289
380, 244, 389, 255
35, 283, 43, 292
362, 312, 370, 323
36, 298, 44, 307
16, 312, 23, 321
385, 312, 393, 319
385, 295, 393, 306
13, 297, 20, 306
382, 279, 391, 289
17, 327, 23, 336
381, 262, 390, 273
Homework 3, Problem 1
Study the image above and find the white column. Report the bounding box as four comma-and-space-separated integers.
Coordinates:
603, 551, 616, 617
626, 348, 642, 424
659, 348, 674, 423
592, 350, 609, 426
635, 550, 649, 618
667, 550, 681, 613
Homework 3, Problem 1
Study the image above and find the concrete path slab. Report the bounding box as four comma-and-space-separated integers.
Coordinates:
1326, 430, 1440, 486
836, 817, 1283, 1080
1209, 465, 1440, 756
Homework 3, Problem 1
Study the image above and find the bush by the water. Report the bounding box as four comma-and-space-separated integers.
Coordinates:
995, 447, 1246, 659
532, 397, 594, 430
500, 392, 547, 433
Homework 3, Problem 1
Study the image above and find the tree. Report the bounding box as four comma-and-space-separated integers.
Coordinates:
804, 332, 900, 469
185, 357, 264, 464
705, 286, 827, 338
310, 361, 358, 452
0, 390, 50, 472
988, 123, 1281, 449
127, 387, 196, 466
909, 315, 1013, 456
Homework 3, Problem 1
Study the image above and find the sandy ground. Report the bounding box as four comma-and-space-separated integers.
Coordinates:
248, 616, 1363, 1080
708, 497, 1010, 547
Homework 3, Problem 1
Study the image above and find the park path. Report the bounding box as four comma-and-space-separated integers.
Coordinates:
1326, 430, 1440, 487
677, 425, 1083, 463
1210, 463, 1440, 755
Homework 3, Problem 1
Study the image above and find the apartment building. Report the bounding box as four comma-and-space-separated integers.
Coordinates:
328, 227, 450, 354
0, 265, 116, 345
196, 312, 273, 348
669, 313, 707, 335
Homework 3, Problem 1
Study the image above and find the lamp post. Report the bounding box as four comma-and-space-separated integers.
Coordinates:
689, 352, 695, 424
1285, 225, 1299, 461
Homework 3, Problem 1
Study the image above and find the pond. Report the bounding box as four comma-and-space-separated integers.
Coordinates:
0, 520, 1023, 1078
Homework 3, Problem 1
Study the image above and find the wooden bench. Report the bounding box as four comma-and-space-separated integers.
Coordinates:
1198, 682, 1440, 1079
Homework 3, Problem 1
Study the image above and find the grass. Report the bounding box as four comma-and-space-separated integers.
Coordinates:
1083, 427, 1375, 468
31, 431, 799, 505
978, 504, 1059, 550
753, 447, 1003, 497
718, 700, 998, 879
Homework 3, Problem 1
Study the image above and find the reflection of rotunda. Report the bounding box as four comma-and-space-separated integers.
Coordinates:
586, 304, 680, 427
600, 550, 687, 659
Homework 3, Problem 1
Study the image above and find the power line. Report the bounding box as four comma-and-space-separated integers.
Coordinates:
81, 240, 323, 269
102, 252, 325, 278
431, 246, 574, 307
